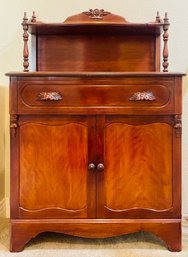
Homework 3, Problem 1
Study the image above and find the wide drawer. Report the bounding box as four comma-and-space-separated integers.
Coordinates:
11, 76, 180, 114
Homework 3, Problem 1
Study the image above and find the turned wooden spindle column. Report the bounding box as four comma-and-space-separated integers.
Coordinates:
155, 11, 162, 23
163, 12, 170, 72
22, 12, 29, 72
31, 11, 37, 23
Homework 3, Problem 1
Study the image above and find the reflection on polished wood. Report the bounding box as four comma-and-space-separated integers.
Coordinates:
20, 122, 87, 212
105, 122, 172, 211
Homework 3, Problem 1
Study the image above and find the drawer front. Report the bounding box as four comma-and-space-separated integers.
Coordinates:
15, 77, 177, 114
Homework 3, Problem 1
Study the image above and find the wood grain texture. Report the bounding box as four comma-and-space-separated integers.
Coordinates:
19, 121, 88, 215
104, 122, 172, 212
37, 35, 155, 72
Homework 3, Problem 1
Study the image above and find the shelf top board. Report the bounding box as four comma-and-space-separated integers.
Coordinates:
26, 10, 165, 36
27, 23, 163, 36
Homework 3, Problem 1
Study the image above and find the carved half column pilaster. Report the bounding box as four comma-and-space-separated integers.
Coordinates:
174, 115, 182, 137
10, 115, 19, 137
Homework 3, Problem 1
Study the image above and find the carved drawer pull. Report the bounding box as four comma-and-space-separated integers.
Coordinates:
129, 91, 156, 101
37, 92, 62, 101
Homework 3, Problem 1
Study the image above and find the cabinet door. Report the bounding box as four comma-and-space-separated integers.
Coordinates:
11, 115, 96, 219
97, 115, 180, 218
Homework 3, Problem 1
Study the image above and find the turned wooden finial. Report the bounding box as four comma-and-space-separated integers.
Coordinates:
163, 12, 170, 72
155, 11, 162, 23
31, 11, 37, 22
22, 12, 29, 72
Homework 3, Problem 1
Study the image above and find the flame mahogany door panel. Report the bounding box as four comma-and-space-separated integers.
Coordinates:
14, 114, 180, 220
13, 115, 96, 219
97, 115, 179, 219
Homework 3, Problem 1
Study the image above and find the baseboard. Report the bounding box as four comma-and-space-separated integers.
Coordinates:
5, 197, 9, 218
0, 198, 6, 217
183, 214, 188, 220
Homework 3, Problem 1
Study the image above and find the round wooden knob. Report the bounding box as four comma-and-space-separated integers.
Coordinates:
88, 163, 96, 171
97, 163, 104, 171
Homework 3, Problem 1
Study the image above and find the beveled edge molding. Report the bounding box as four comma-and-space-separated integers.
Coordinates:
104, 206, 173, 213
19, 205, 87, 213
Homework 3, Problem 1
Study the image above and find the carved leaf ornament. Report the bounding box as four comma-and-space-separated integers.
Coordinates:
37, 92, 62, 101
83, 9, 111, 19
129, 91, 156, 101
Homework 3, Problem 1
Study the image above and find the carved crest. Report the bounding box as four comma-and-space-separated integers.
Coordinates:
83, 9, 111, 19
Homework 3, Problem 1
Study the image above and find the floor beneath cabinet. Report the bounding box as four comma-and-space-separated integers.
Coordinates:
0, 218, 188, 256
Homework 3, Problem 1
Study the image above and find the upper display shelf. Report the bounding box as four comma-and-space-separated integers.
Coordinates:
22, 9, 170, 73
25, 9, 166, 35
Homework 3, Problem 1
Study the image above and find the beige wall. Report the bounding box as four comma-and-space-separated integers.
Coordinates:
0, 0, 188, 216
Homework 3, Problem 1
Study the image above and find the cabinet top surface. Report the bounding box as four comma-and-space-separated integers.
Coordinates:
6, 72, 185, 77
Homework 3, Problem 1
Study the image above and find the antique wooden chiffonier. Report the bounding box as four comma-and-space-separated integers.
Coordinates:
7, 9, 184, 252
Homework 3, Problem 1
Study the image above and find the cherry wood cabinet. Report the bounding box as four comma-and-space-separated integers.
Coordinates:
7, 10, 184, 252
